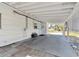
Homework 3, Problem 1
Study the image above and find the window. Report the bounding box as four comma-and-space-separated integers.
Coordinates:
34, 23, 37, 29
0, 13, 1, 29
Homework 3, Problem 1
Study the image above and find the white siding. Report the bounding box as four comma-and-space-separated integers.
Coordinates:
68, 3, 79, 32
0, 3, 46, 47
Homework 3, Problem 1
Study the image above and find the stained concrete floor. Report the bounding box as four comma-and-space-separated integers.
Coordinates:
25, 35, 77, 57
0, 35, 77, 57
0, 41, 55, 57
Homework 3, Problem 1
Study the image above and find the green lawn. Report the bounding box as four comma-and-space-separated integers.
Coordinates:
69, 32, 79, 37
48, 29, 79, 37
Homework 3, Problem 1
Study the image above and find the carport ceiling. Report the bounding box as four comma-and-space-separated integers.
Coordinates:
6, 2, 77, 23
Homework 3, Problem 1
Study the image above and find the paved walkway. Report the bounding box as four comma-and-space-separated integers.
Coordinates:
25, 35, 77, 57
0, 35, 77, 57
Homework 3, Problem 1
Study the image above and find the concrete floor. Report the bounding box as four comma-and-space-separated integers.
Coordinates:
0, 35, 77, 57
0, 41, 55, 57
25, 35, 77, 57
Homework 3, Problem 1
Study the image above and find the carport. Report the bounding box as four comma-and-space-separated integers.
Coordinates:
0, 2, 79, 57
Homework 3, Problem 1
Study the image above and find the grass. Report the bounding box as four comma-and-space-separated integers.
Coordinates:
69, 32, 79, 37
48, 29, 79, 37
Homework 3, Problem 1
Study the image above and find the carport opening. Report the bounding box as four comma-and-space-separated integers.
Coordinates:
47, 22, 79, 38
47, 23, 64, 35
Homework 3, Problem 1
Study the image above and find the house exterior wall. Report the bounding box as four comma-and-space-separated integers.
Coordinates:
0, 3, 46, 47
68, 3, 79, 32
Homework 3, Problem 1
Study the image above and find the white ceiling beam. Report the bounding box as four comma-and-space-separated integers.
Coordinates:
34, 17, 66, 22
19, 3, 75, 11
38, 18, 67, 23
30, 10, 71, 15
35, 14, 68, 17
35, 15, 68, 20
62, 2, 77, 5
16, 2, 62, 9
23, 5, 74, 13
24, 8, 73, 14
17, 2, 63, 9
14, 2, 38, 8
6, 2, 17, 5
46, 19, 66, 23
41, 17, 67, 20
35, 17, 68, 21
25, 8, 73, 14
34, 13, 70, 16
36, 16, 68, 19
